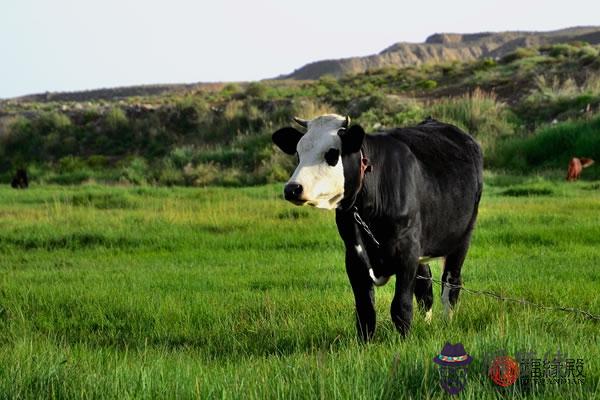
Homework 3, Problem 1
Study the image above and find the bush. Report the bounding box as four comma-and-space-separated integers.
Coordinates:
428, 89, 514, 151
183, 162, 221, 186
220, 167, 244, 186
57, 156, 87, 173
474, 57, 497, 70
157, 162, 184, 186
105, 107, 128, 131
47, 170, 94, 185
170, 96, 209, 133
37, 111, 71, 132
547, 44, 577, 58
517, 74, 600, 124
489, 115, 600, 173
417, 79, 438, 90
168, 146, 196, 169
87, 155, 109, 169
500, 47, 539, 64
121, 157, 149, 185
245, 82, 268, 99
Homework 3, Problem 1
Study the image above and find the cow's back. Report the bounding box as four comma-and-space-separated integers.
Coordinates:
388, 119, 483, 179
372, 119, 483, 255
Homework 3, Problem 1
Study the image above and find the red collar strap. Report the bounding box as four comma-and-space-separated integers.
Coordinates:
359, 150, 372, 181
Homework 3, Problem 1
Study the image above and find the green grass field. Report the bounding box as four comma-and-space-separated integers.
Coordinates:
0, 175, 599, 399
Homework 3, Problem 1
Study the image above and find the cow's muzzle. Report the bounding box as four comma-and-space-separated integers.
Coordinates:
284, 182, 305, 204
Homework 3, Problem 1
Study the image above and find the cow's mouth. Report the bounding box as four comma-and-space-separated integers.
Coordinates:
328, 193, 343, 205
288, 199, 307, 206
303, 193, 343, 209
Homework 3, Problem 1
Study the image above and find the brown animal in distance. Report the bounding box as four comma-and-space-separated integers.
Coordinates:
566, 157, 594, 181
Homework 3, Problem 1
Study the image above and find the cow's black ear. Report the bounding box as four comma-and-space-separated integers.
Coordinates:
339, 125, 365, 155
272, 127, 304, 155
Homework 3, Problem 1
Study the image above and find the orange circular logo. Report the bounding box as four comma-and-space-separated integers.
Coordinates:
488, 356, 520, 387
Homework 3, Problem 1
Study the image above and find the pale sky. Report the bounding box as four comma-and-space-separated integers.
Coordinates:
1, 0, 599, 98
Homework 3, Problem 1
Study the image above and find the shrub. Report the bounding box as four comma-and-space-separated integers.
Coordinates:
517, 74, 600, 124
260, 147, 296, 183
489, 115, 600, 173
105, 107, 128, 131
221, 83, 242, 97
46, 170, 93, 185
291, 99, 332, 120
417, 79, 438, 90
168, 146, 196, 169
87, 155, 109, 169
57, 156, 86, 173
121, 157, 149, 185
170, 96, 209, 134
547, 44, 576, 58
183, 162, 221, 186
220, 167, 244, 186
474, 57, 497, 70
37, 111, 71, 132
245, 82, 268, 99
428, 89, 514, 151
158, 162, 184, 186
500, 47, 539, 64
577, 45, 599, 61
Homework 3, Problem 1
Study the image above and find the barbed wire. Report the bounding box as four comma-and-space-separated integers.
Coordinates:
415, 275, 600, 322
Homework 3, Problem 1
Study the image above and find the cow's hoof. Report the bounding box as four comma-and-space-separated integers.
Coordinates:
424, 309, 433, 324
443, 307, 454, 320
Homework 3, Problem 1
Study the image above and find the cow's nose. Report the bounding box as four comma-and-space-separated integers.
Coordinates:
284, 182, 303, 201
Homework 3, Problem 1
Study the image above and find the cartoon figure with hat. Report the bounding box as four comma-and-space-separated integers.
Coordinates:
433, 342, 473, 395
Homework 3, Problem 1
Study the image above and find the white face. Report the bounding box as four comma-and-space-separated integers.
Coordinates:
288, 115, 346, 209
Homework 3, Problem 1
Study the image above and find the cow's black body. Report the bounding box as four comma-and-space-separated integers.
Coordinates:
336, 118, 483, 340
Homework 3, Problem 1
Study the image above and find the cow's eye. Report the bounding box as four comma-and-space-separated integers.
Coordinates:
324, 148, 339, 166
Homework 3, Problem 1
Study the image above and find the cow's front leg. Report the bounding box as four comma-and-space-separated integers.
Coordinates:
415, 263, 434, 323
345, 247, 376, 342
390, 243, 420, 337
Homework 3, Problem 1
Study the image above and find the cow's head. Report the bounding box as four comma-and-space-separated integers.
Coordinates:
272, 114, 365, 210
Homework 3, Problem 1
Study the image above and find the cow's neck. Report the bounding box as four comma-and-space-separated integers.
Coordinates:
339, 146, 371, 212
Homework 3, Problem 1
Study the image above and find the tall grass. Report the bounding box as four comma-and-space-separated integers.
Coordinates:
489, 115, 600, 176
428, 89, 514, 151
517, 73, 600, 124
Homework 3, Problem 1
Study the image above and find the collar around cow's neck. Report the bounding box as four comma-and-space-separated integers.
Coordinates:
360, 150, 372, 181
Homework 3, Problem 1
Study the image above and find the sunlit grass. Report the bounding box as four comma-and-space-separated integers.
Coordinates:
0, 180, 598, 398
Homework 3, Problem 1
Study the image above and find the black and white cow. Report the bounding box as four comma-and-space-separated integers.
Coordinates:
272, 114, 483, 340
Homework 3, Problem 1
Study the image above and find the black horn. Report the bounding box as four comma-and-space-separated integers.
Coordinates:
293, 117, 308, 128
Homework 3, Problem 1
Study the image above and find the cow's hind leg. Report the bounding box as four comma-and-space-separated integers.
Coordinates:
441, 239, 472, 318
414, 263, 433, 323
345, 249, 376, 342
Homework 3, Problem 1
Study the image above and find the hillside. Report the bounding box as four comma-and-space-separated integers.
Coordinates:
1, 41, 599, 186
4, 27, 600, 104
280, 26, 600, 80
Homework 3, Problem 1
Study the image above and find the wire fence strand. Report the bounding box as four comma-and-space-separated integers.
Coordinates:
415, 275, 600, 322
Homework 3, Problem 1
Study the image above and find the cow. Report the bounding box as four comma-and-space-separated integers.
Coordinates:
566, 157, 594, 181
272, 114, 483, 340
11, 169, 29, 189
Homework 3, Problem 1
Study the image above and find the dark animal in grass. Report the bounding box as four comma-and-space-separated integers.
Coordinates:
11, 169, 29, 189
272, 114, 483, 340
566, 157, 594, 181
